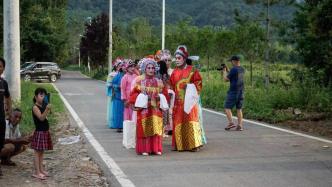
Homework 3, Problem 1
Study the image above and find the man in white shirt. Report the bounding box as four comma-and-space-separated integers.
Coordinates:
0, 108, 30, 166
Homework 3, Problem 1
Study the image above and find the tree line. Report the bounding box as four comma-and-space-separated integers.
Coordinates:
0, 0, 330, 87
78, 0, 331, 87
0, 0, 68, 64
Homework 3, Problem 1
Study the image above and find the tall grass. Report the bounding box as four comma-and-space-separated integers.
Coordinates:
201, 65, 332, 123
17, 82, 65, 134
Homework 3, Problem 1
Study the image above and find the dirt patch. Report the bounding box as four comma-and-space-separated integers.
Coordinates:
277, 119, 332, 139
0, 114, 109, 187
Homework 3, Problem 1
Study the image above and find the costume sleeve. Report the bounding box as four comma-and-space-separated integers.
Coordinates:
158, 79, 170, 102
162, 86, 170, 103
106, 81, 112, 96
191, 70, 203, 94
121, 75, 127, 100
129, 79, 141, 105
169, 71, 175, 91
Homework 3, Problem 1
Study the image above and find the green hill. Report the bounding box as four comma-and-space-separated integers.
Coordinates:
67, 0, 296, 26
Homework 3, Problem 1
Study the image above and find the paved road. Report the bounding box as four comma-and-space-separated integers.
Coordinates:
55, 71, 332, 187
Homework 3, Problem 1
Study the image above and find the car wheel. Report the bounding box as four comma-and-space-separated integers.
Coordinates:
24, 74, 31, 81
49, 74, 57, 82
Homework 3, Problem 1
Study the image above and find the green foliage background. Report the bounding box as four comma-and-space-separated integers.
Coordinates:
0, 0, 69, 65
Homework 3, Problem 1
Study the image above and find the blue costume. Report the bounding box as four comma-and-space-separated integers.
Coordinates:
107, 72, 125, 129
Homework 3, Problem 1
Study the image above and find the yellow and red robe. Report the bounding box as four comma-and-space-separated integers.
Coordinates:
129, 75, 168, 154
170, 65, 204, 151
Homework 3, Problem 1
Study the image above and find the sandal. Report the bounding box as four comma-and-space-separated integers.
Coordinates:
32, 173, 47, 180
225, 123, 236, 131
236, 125, 243, 131
41, 171, 50, 177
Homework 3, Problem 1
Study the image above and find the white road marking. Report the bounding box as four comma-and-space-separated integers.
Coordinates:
63, 93, 94, 96
52, 83, 135, 187
203, 108, 332, 144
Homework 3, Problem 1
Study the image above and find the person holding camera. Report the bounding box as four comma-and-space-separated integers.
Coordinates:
222, 55, 245, 131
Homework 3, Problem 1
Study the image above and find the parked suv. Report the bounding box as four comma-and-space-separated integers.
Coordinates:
21, 62, 61, 82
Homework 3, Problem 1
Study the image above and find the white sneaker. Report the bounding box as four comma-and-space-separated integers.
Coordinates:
156, 152, 162, 155
142, 152, 149, 156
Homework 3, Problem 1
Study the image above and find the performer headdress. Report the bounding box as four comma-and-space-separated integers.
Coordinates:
138, 58, 159, 74
174, 45, 189, 59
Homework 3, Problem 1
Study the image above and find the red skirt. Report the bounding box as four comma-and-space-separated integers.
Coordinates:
31, 131, 53, 151
136, 135, 162, 155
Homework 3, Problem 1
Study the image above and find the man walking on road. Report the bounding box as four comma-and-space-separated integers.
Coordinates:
223, 55, 245, 131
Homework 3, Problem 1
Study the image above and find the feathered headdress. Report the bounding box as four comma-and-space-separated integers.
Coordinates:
174, 45, 189, 59
138, 58, 159, 74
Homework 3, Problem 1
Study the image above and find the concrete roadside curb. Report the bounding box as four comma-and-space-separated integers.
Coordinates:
65, 108, 114, 186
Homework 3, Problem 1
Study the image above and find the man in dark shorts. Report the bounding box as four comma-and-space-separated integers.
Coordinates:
223, 55, 245, 131
0, 58, 12, 176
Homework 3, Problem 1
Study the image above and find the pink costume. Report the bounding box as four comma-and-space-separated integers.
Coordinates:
121, 73, 137, 120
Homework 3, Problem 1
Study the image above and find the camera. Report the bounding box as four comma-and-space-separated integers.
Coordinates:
217, 63, 227, 71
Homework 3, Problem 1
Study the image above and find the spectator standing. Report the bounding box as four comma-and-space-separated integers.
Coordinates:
223, 55, 245, 131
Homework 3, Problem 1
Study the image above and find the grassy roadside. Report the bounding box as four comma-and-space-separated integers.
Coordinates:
18, 82, 65, 134
201, 70, 332, 123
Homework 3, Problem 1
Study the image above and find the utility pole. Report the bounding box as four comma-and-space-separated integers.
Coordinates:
78, 48, 81, 68
264, 0, 270, 88
3, 0, 20, 101
87, 17, 92, 74
108, 0, 113, 73
161, 0, 165, 50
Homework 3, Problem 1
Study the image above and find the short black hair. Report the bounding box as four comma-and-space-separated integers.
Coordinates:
134, 59, 140, 65
0, 58, 6, 68
186, 59, 192, 65
33, 87, 47, 103
158, 60, 168, 75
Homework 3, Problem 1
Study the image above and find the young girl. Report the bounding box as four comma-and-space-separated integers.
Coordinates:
31, 88, 52, 180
